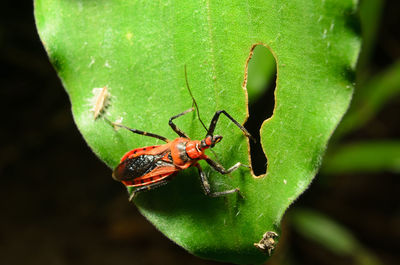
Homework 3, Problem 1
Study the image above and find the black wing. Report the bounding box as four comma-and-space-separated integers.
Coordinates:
112, 154, 172, 181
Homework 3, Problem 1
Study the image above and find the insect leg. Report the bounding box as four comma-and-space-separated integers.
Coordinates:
195, 163, 240, 197
207, 110, 255, 142
205, 158, 250, 174
105, 118, 169, 142
128, 179, 170, 201
168, 107, 194, 138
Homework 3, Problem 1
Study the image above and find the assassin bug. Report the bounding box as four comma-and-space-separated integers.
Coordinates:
109, 67, 254, 201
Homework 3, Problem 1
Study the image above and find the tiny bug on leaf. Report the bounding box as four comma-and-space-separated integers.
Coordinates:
108, 67, 255, 201
91, 86, 110, 120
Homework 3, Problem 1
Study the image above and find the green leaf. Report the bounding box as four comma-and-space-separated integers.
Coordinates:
291, 208, 360, 255
247, 45, 276, 103
34, 1, 360, 263
357, 0, 383, 76
290, 208, 382, 265
335, 61, 400, 138
321, 141, 400, 174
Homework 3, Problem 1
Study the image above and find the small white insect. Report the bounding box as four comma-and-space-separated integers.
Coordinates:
90, 86, 110, 120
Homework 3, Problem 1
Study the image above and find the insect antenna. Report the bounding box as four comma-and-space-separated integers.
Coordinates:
184, 65, 208, 133
184, 66, 234, 176
184, 66, 224, 169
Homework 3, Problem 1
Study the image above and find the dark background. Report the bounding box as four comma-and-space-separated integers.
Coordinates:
1, 1, 398, 264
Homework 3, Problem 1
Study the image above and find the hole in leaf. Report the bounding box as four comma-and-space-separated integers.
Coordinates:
244, 45, 277, 176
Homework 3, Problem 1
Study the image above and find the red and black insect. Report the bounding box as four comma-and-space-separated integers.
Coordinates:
109, 69, 254, 201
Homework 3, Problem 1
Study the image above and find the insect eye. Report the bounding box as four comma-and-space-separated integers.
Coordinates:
214, 135, 223, 144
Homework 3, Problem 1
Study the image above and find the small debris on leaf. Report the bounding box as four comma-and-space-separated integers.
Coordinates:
254, 231, 278, 255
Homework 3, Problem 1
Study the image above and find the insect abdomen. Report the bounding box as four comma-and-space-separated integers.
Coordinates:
113, 154, 163, 181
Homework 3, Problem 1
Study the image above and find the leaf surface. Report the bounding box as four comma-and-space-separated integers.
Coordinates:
35, 1, 360, 263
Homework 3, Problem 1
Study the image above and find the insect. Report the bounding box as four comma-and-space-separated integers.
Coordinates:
109, 68, 254, 201
91, 86, 110, 120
